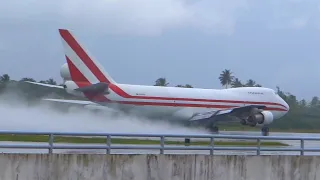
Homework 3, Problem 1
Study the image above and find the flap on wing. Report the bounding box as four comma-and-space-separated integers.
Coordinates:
190, 111, 219, 121
189, 105, 266, 122
42, 98, 97, 105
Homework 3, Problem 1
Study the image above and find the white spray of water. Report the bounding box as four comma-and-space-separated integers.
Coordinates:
0, 92, 207, 135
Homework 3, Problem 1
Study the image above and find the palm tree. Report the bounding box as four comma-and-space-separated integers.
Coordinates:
245, 79, 256, 87
310, 96, 319, 107
176, 84, 193, 88
300, 99, 307, 107
218, 69, 234, 88
0, 74, 10, 83
231, 78, 243, 88
20, 77, 36, 82
45, 78, 57, 85
154, 78, 169, 86
184, 84, 193, 88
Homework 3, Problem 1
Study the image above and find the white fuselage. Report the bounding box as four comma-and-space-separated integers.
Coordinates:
65, 80, 289, 121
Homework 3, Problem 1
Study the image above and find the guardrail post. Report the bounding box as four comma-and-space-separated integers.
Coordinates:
106, 135, 111, 154
210, 137, 214, 155
48, 134, 54, 154
257, 138, 261, 155
300, 139, 304, 155
160, 136, 165, 154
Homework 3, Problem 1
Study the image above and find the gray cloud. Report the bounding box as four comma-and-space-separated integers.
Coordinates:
0, 0, 251, 36
2, 0, 320, 35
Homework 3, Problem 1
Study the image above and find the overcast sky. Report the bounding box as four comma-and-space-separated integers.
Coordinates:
1, 0, 320, 101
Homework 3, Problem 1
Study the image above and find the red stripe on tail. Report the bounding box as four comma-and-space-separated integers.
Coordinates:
66, 56, 88, 82
66, 56, 109, 102
59, 29, 110, 83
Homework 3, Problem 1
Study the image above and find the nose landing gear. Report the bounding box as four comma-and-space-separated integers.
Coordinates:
261, 126, 269, 136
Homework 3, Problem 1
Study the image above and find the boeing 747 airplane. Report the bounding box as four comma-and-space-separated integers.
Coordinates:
26, 29, 290, 136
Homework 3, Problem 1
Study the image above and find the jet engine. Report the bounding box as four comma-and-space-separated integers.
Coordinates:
247, 111, 274, 126
60, 63, 71, 81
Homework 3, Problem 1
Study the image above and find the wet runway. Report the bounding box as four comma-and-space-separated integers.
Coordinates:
1, 131, 320, 155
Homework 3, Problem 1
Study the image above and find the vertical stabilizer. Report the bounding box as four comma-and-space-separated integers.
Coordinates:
58, 29, 116, 85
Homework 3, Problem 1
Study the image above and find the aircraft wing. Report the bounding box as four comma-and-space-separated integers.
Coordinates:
189, 105, 266, 123
23, 81, 64, 89
42, 98, 98, 105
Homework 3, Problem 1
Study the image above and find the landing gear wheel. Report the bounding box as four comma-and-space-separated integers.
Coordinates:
240, 119, 247, 125
261, 126, 269, 136
208, 126, 219, 134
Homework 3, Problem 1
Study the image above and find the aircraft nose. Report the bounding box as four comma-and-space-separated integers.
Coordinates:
281, 98, 289, 112
284, 101, 289, 111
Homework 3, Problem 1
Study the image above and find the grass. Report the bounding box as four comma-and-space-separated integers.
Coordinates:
0, 134, 288, 147
218, 126, 320, 133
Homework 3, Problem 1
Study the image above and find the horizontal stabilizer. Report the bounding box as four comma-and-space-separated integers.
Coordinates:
75, 82, 109, 94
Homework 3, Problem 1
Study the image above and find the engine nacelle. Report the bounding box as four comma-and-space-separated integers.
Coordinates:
60, 63, 71, 81
247, 111, 274, 126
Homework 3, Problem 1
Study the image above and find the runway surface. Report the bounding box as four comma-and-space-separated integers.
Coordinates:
1, 131, 320, 155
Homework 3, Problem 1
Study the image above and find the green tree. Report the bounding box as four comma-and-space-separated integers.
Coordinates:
175, 84, 193, 88
0, 74, 10, 83
219, 69, 234, 88
299, 99, 307, 107
231, 78, 243, 88
0, 74, 11, 92
310, 96, 319, 107
45, 78, 57, 85
154, 78, 169, 86
184, 84, 193, 88
20, 77, 36, 82
245, 79, 256, 87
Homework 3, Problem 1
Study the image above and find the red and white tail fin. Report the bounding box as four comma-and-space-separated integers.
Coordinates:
58, 29, 116, 85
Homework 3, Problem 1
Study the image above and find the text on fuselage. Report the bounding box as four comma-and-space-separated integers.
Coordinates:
248, 92, 264, 95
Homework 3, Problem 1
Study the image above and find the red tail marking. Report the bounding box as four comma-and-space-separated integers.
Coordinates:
66, 56, 88, 82
66, 56, 109, 102
59, 29, 110, 83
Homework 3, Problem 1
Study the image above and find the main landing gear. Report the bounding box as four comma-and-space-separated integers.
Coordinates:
207, 125, 219, 134
241, 118, 270, 136
261, 126, 269, 136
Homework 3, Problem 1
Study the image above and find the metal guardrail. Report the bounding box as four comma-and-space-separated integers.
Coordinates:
0, 130, 319, 155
